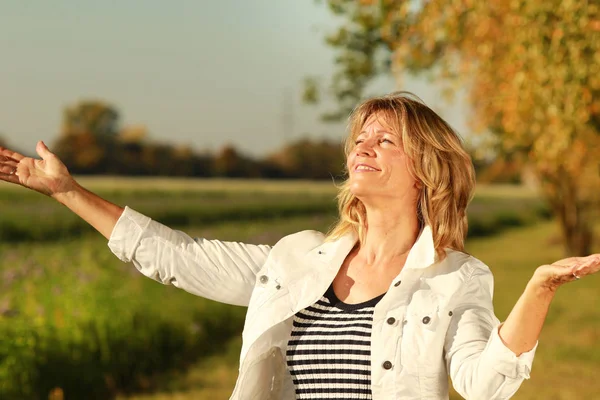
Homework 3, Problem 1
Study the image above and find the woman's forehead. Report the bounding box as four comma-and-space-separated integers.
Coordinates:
356, 111, 401, 136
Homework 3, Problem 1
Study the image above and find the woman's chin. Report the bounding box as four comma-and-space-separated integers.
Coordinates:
349, 182, 375, 199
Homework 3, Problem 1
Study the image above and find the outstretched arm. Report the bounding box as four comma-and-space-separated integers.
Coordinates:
0, 141, 271, 305
447, 254, 600, 399
499, 254, 600, 355
0, 141, 123, 238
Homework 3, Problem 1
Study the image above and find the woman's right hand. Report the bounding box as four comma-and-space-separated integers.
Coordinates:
0, 141, 76, 197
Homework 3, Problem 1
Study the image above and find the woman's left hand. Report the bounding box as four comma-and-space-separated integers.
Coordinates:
531, 254, 600, 292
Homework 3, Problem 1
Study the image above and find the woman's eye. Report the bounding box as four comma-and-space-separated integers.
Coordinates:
381, 138, 394, 144
354, 139, 364, 145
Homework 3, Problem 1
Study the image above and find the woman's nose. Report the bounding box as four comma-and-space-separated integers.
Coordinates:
355, 140, 375, 156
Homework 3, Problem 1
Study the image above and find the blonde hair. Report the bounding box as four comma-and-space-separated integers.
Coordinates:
326, 91, 476, 260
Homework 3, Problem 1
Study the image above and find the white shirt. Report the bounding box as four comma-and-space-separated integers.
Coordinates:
108, 206, 536, 400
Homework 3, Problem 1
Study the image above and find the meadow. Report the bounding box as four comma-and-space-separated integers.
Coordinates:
0, 178, 597, 399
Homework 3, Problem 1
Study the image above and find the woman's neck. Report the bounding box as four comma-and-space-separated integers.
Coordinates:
358, 205, 421, 267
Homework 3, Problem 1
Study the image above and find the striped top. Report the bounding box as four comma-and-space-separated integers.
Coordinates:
286, 285, 385, 399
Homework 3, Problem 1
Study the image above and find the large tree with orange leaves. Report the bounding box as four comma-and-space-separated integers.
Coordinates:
313, 0, 600, 255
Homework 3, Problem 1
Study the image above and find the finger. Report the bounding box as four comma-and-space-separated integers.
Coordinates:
0, 171, 21, 185
572, 255, 600, 269
572, 255, 600, 277
0, 146, 25, 162
36, 141, 54, 161
0, 162, 18, 174
551, 257, 586, 268
0, 154, 20, 165
581, 254, 600, 263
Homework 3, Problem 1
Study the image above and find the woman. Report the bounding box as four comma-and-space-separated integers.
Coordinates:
0, 92, 598, 400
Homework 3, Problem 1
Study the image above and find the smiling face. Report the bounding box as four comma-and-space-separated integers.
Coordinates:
346, 112, 420, 206
329, 92, 476, 257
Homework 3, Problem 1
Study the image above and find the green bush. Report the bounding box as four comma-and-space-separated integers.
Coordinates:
0, 322, 38, 399
0, 307, 246, 400
466, 198, 550, 238
0, 235, 248, 400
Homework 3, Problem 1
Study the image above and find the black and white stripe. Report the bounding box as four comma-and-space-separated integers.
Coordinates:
286, 285, 385, 399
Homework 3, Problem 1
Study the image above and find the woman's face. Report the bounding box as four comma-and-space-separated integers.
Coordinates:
347, 112, 419, 205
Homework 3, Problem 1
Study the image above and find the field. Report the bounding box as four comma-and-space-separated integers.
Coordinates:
0, 178, 597, 399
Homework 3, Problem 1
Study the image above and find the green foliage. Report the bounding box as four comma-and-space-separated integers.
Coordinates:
303, 0, 392, 118
0, 310, 246, 399
466, 195, 551, 237
0, 184, 549, 244
0, 189, 338, 243
0, 321, 38, 399
0, 235, 249, 399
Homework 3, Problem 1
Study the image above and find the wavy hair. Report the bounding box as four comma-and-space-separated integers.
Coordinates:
326, 91, 476, 260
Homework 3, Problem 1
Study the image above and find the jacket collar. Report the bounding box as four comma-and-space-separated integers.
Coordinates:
404, 225, 437, 269
312, 225, 437, 270
309, 232, 357, 271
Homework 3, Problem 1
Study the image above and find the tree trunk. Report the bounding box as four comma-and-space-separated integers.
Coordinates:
559, 212, 593, 256
546, 170, 594, 257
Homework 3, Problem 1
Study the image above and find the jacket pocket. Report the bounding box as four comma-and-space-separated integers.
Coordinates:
400, 290, 448, 376
243, 276, 290, 349
246, 268, 287, 316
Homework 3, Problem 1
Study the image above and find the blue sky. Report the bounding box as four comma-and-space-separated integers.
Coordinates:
1, 0, 468, 157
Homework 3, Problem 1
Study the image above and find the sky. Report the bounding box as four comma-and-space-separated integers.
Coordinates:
1, 0, 469, 157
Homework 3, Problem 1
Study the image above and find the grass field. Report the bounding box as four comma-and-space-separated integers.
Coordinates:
0, 179, 597, 399
0, 179, 547, 243
0, 177, 341, 195
0, 176, 541, 197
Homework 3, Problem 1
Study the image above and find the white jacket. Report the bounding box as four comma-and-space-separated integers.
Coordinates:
108, 207, 536, 400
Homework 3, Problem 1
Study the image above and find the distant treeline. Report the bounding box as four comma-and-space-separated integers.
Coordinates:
52, 134, 526, 182
41, 100, 346, 179
3, 100, 525, 182
54, 133, 346, 180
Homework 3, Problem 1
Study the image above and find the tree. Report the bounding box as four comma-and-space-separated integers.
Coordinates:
313, 0, 600, 255
61, 100, 120, 138
213, 145, 261, 178
268, 138, 345, 180
54, 100, 122, 173
54, 132, 109, 174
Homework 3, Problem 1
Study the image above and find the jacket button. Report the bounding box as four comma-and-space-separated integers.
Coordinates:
382, 361, 393, 370
422, 316, 431, 324
259, 275, 269, 284
393, 280, 401, 287
448, 311, 453, 317
386, 317, 396, 325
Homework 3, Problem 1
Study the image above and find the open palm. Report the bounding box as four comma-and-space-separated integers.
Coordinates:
0, 141, 74, 197
533, 254, 600, 291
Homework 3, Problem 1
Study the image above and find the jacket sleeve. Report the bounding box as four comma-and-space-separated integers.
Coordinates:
445, 261, 537, 400
107, 206, 271, 306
